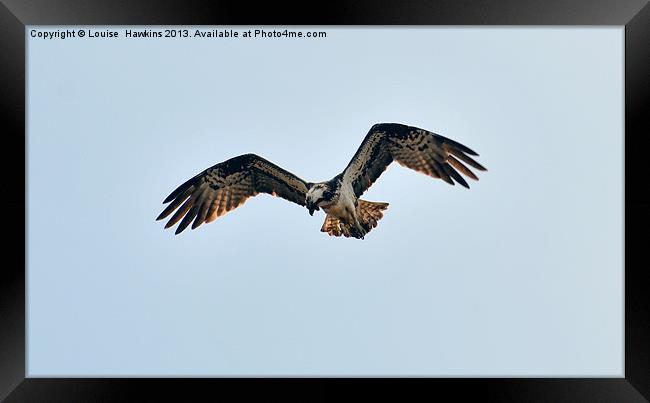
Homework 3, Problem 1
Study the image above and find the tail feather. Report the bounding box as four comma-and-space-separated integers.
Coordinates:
320, 200, 389, 239
357, 200, 389, 233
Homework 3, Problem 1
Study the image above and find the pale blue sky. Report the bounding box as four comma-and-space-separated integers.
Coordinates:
27, 27, 623, 376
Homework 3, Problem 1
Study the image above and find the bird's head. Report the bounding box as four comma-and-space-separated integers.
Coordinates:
305, 182, 330, 216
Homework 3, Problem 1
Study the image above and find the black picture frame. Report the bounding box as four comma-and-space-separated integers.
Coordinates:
2, 1, 648, 401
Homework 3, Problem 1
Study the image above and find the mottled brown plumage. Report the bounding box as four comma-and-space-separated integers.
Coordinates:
320, 200, 389, 238
156, 154, 308, 234
343, 123, 486, 199
157, 123, 486, 238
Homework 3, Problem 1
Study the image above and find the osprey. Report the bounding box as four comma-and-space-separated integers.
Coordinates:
156, 123, 487, 239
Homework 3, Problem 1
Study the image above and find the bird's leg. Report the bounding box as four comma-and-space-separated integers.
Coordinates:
344, 204, 366, 239
353, 217, 367, 240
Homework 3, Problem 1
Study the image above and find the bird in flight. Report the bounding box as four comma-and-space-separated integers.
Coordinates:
156, 123, 487, 239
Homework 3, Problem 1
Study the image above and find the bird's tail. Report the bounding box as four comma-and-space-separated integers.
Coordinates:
320, 200, 389, 238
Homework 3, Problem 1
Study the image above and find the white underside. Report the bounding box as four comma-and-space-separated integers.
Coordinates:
322, 180, 358, 224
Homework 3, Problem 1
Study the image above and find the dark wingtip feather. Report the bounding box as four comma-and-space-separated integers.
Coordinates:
191, 214, 205, 230
434, 134, 480, 156
447, 155, 479, 181
163, 174, 200, 204
175, 205, 199, 234
163, 191, 180, 204
164, 189, 187, 204
449, 149, 487, 172
456, 145, 479, 156
474, 162, 487, 171
443, 163, 470, 189
157, 188, 194, 222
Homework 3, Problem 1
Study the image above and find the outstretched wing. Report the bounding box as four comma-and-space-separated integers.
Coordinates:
156, 153, 309, 234
342, 123, 487, 198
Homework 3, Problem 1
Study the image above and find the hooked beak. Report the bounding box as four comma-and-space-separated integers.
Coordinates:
307, 201, 318, 216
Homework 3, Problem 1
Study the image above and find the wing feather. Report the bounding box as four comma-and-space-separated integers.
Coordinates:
193, 194, 212, 230
157, 153, 309, 234
343, 123, 487, 197
164, 185, 205, 229
442, 162, 468, 188
447, 147, 486, 171
156, 187, 194, 221
177, 204, 200, 234
447, 155, 478, 180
